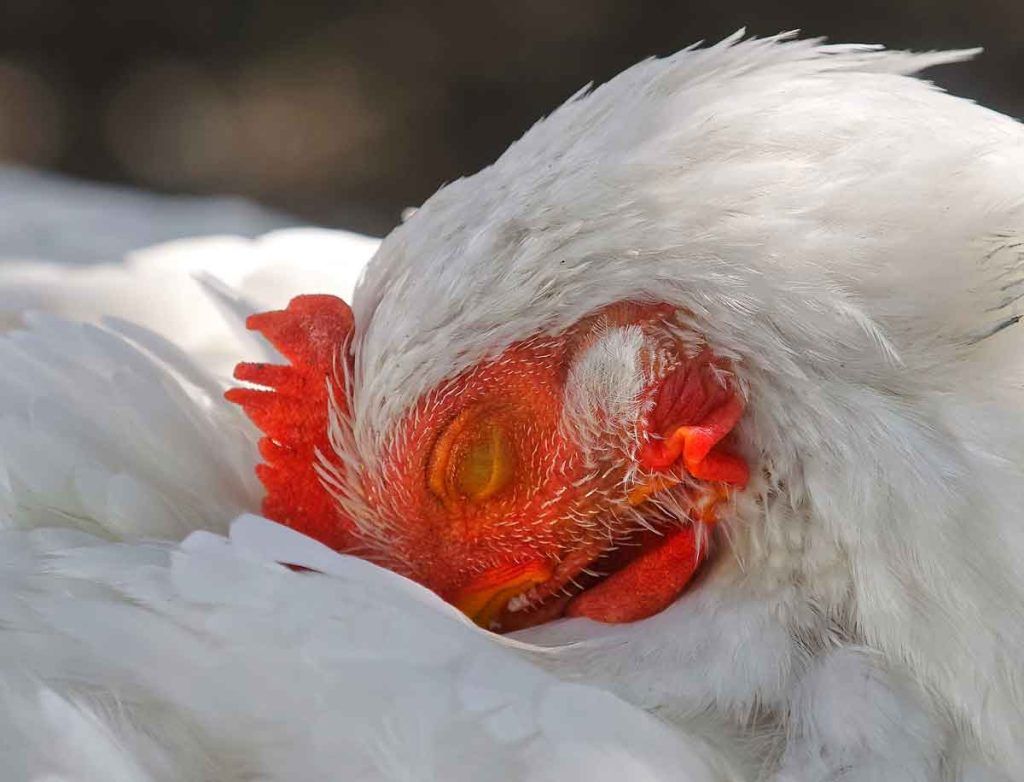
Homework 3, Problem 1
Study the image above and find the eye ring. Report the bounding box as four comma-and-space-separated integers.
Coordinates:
428, 405, 515, 505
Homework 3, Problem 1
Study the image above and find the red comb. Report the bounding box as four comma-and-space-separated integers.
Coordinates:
225, 295, 357, 550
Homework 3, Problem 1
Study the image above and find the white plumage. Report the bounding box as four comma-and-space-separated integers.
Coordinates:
0, 518, 732, 781
0, 227, 378, 376
1, 32, 1024, 780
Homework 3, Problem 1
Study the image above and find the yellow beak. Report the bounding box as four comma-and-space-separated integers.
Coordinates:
451, 559, 553, 629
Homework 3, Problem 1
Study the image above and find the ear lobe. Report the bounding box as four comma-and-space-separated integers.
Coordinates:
638, 352, 749, 487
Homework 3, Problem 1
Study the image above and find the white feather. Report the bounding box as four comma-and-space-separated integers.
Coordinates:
350, 32, 1024, 779
0, 519, 741, 781
0, 31, 1022, 780
0, 312, 260, 539
0, 227, 379, 378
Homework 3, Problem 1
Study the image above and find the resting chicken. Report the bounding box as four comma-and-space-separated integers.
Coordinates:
1, 32, 1023, 781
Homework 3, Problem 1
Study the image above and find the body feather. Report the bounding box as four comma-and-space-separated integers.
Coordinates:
0, 33, 1022, 780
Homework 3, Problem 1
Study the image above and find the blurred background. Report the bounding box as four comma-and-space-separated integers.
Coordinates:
0, 0, 1019, 238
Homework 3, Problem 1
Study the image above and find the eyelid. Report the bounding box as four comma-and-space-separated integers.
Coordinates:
427, 406, 515, 505
456, 423, 513, 501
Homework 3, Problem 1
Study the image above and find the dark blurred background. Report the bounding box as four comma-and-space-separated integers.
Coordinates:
0, 0, 1019, 237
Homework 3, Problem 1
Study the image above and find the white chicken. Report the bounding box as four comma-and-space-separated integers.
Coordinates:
1, 31, 1023, 781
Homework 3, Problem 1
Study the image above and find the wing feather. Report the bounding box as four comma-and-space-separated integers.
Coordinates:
0, 521, 743, 781
0, 314, 259, 539
0, 227, 379, 378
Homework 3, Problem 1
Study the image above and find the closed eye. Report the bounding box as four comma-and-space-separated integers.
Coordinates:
427, 405, 517, 506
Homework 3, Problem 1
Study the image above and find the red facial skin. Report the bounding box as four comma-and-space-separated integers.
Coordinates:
228, 295, 748, 631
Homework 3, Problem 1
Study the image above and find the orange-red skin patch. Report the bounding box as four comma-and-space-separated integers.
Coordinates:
639, 349, 749, 486
566, 525, 703, 623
